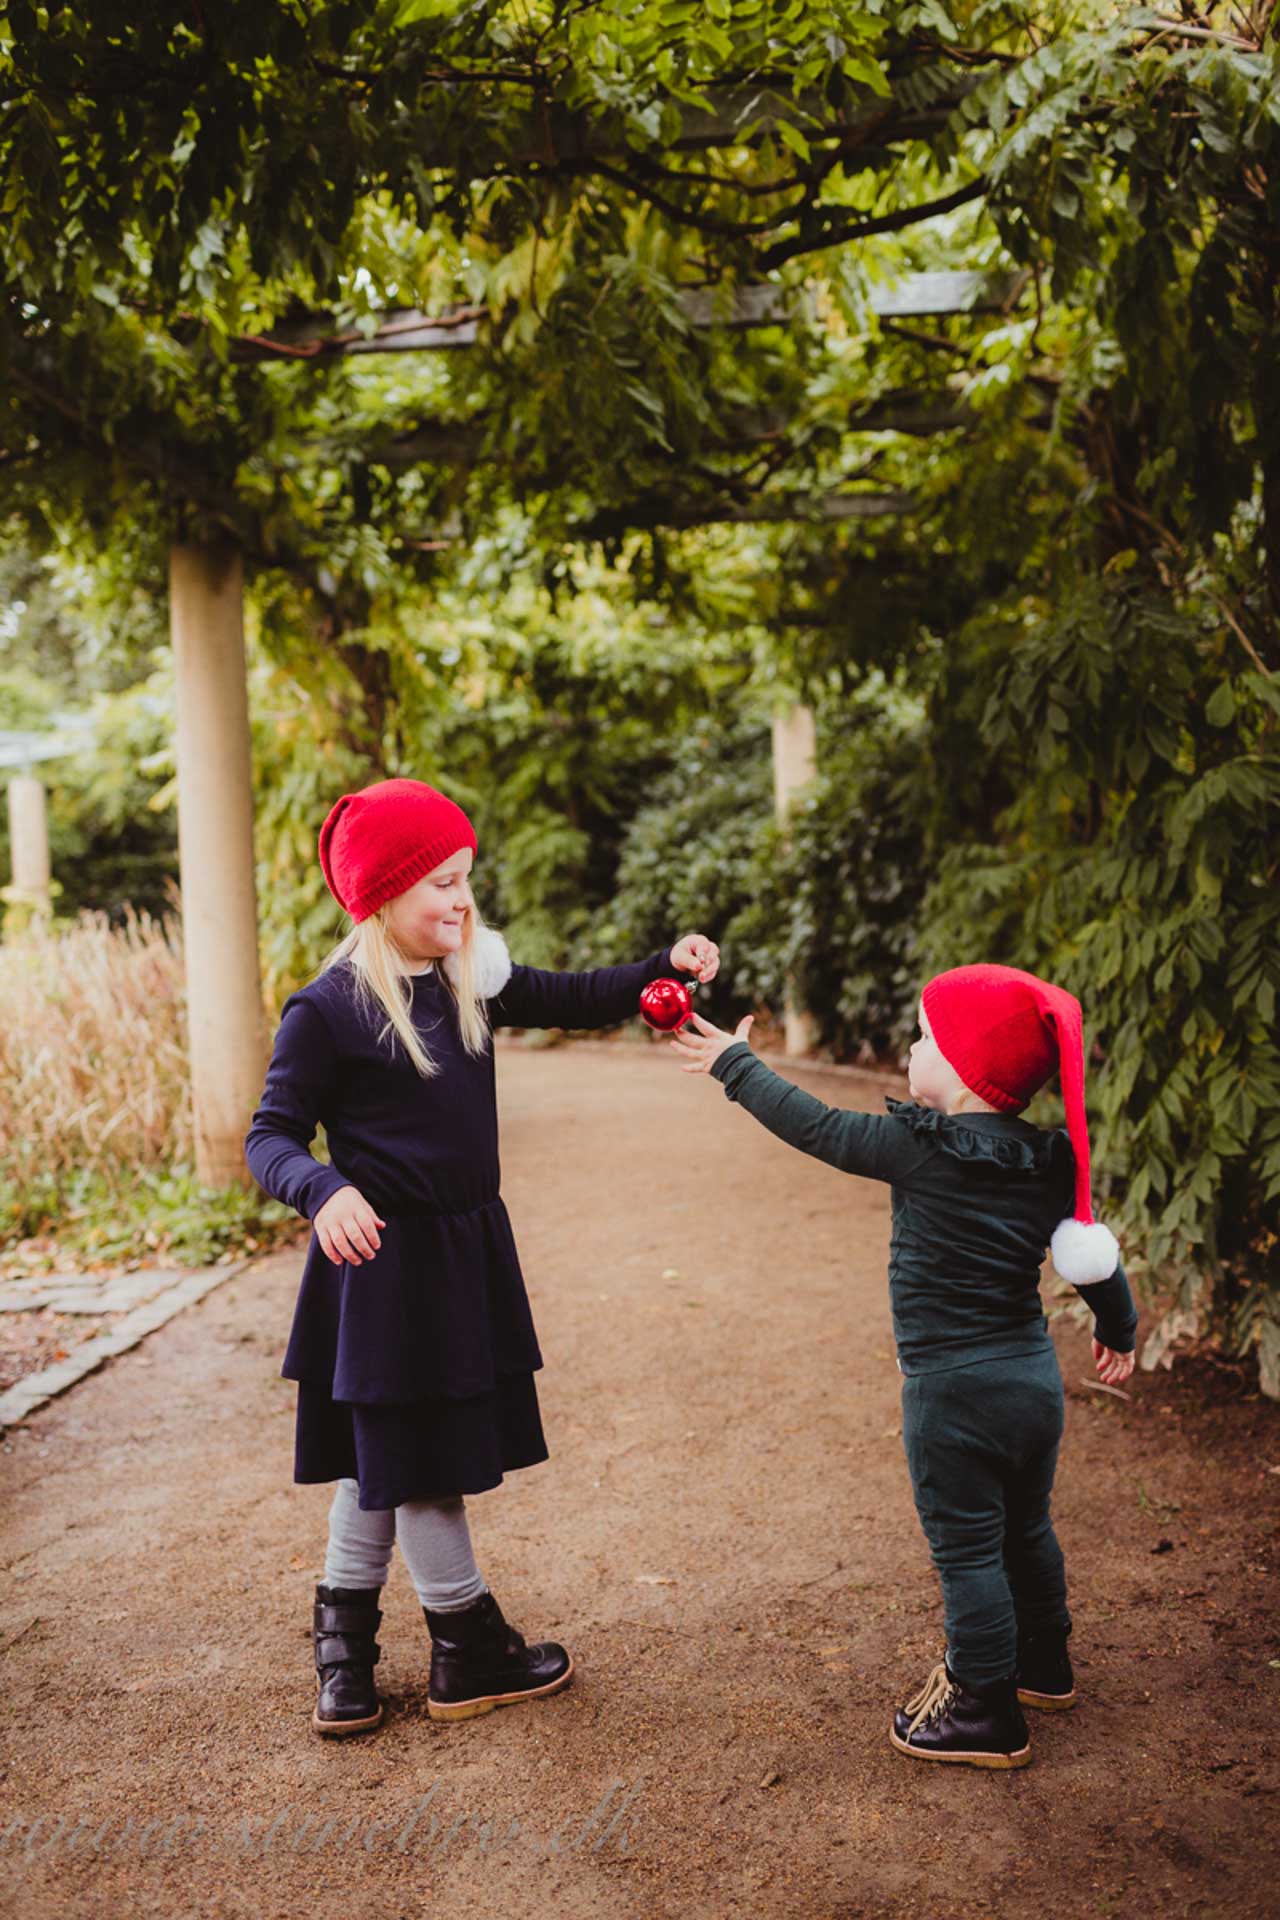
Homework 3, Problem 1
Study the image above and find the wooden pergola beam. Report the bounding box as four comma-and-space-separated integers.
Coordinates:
533, 83, 981, 158
230, 272, 1026, 364
396, 488, 914, 548
374, 391, 981, 468
569, 490, 916, 538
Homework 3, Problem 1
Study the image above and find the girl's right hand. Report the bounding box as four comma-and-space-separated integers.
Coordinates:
313, 1186, 387, 1267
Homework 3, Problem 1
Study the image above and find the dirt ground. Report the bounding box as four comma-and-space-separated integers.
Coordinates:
2, 1039, 1278, 1920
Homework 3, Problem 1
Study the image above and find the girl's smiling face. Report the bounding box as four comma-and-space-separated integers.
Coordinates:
384, 846, 475, 965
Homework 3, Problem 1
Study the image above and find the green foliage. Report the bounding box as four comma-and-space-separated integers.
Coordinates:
0, 530, 182, 921
587, 715, 782, 1021
777, 689, 930, 1057
428, 605, 740, 967
1, 1159, 297, 1270
44, 675, 180, 922
245, 548, 758, 996
915, 579, 1279, 1369
588, 677, 929, 1054
3, 1, 1278, 1390
975, 6, 1280, 611
245, 638, 382, 1012
0, 680, 178, 927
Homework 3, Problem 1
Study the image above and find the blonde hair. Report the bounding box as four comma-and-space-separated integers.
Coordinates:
315, 898, 491, 1079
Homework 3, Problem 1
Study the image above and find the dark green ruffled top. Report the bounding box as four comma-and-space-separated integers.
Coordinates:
710, 1045, 1136, 1376
882, 1096, 1063, 1172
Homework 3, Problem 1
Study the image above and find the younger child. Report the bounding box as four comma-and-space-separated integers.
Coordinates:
670, 964, 1138, 1770
246, 777, 718, 1736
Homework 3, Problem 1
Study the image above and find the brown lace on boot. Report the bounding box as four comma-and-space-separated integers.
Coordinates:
890, 1658, 1032, 1770
901, 1659, 958, 1737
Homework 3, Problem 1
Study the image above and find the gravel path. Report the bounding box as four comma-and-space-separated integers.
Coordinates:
1, 1040, 1277, 1918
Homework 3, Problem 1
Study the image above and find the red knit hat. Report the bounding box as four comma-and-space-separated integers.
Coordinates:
921, 963, 1120, 1284
318, 778, 478, 923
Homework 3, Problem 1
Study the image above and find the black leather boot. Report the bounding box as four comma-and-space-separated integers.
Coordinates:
890, 1658, 1031, 1769
1015, 1624, 1077, 1710
312, 1583, 384, 1736
423, 1589, 574, 1722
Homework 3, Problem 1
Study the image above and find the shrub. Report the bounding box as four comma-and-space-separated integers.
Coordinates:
0, 908, 291, 1264
915, 583, 1280, 1392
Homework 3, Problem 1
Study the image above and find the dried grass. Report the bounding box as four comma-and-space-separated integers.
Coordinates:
0, 908, 193, 1186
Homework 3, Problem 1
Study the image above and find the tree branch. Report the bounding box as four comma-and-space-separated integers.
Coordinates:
759, 177, 987, 269
574, 489, 915, 538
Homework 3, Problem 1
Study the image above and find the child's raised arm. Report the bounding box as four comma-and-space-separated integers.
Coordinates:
670, 1012, 901, 1183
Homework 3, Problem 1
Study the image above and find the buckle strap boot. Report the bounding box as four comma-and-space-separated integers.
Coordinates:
423, 1589, 574, 1722
1016, 1624, 1077, 1711
890, 1658, 1032, 1769
312, 1583, 384, 1737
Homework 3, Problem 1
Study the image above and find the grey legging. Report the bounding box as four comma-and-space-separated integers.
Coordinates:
323, 1476, 488, 1612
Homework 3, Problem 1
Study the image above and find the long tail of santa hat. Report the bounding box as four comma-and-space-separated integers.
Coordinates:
1043, 986, 1121, 1284
921, 963, 1120, 1285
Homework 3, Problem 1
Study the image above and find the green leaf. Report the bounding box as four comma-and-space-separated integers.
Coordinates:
1205, 681, 1236, 727
393, 0, 464, 23
700, 20, 734, 60
775, 119, 811, 162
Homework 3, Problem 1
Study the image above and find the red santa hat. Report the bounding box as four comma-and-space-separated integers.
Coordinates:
318, 778, 477, 923
921, 963, 1121, 1285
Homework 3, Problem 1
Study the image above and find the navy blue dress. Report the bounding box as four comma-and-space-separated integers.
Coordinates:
244, 943, 674, 1509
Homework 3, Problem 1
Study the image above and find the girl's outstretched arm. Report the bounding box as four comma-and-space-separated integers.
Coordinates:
489, 933, 718, 1032
671, 1013, 901, 1183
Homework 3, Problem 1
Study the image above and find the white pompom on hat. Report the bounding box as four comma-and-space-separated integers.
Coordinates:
1049, 1214, 1121, 1286
444, 924, 512, 1000
921, 963, 1120, 1284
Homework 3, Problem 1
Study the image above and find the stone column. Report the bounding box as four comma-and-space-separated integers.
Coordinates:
169, 541, 267, 1186
771, 699, 818, 1057
6, 773, 52, 916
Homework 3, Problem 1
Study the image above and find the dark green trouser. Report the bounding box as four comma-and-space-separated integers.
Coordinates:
901, 1346, 1071, 1690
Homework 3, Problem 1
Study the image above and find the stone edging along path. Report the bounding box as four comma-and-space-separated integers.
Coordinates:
0, 1257, 251, 1430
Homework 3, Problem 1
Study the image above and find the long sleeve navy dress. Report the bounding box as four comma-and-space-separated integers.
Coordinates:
245, 942, 674, 1509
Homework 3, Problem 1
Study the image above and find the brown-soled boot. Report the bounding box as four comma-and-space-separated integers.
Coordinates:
312, 1583, 384, 1736
890, 1658, 1032, 1769
423, 1589, 574, 1722
1015, 1624, 1077, 1711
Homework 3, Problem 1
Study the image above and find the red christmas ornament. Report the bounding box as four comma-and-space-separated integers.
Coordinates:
639, 977, 695, 1032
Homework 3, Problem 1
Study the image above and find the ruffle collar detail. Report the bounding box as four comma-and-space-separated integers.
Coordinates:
884, 1097, 1056, 1173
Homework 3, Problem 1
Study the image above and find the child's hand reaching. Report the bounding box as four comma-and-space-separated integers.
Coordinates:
1092, 1336, 1135, 1387
314, 1185, 387, 1267
669, 1009, 755, 1074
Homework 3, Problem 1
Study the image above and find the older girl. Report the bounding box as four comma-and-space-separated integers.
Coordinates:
247, 777, 718, 1736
